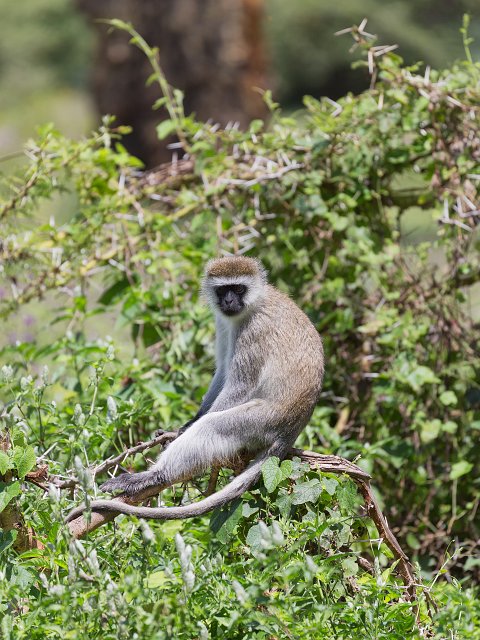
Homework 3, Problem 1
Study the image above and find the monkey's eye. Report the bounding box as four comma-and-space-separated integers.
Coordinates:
231, 285, 247, 296
214, 284, 247, 301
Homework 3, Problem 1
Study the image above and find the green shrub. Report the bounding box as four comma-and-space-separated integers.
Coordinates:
1, 21, 479, 638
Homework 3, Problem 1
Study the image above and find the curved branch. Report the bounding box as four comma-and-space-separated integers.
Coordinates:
64, 437, 418, 600
66, 444, 371, 536
90, 430, 177, 478
355, 479, 416, 599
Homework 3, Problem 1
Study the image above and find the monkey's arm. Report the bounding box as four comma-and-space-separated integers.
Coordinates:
178, 369, 225, 433
207, 356, 261, 413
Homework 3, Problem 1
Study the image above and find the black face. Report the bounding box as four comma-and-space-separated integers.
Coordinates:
215, 284, 247, 316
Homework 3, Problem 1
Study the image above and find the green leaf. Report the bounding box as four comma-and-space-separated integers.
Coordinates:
321, 477, 338, 496
242, 503, 259, 518
439, 391, 457, 406
406, 533, 421, 550
442, 421, 458, 434
156, 120, 177, 140
210, 499, 242, 543
405, 365, 440, 391
0, 529, 17, 555
145, 571, 170, 588
0, 481, 21, 513
275, 493, 293, 516
280, 459, 293, 479
291, 479, 323, 505
420, 419, 441, 444
0, 451, 12, 476
10, 566, 35, 590
449, 461, 473, 480
336, 481, 358, 513
98, 278, 131, 305
261, 456, 282, 493
341, 556, 359, 578
13, 446, 36, 479
141, 323, 162, 348
245, 523, 263, 549
11, 428, 26, 448
159, 520, 183, 540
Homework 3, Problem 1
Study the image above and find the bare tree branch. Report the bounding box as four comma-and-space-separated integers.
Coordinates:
65, 437, 372, 535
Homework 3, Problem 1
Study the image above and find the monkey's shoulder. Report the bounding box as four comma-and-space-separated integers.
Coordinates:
237, 284, 322, 350
265, 285, 320, 329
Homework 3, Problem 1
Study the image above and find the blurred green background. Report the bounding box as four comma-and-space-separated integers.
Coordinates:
0, 0, 478, 160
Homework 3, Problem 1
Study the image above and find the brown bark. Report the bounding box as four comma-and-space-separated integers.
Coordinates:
0, 433, 43, 553
76, 0, 268, 166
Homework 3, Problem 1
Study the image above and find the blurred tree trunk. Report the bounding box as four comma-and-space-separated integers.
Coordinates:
76, 0, 268, 167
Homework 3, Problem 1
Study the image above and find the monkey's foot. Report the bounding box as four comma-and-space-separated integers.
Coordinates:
100, 470, 164, 496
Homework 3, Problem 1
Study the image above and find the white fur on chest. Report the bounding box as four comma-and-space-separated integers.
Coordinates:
215, 314, 239, 372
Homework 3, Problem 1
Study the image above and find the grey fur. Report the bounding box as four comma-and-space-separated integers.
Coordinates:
66, 257, 324, 522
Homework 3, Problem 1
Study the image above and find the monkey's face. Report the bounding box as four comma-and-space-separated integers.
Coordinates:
214, 284, 247, 316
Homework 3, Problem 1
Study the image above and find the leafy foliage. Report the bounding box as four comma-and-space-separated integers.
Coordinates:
1, 21, 480, 638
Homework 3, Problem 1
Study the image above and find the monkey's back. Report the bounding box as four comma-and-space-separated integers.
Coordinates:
233, 284, 324, 430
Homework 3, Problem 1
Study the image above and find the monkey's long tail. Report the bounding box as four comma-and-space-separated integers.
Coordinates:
65, 443, 289, 522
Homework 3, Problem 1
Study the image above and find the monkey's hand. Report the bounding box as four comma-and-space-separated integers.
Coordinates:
100, 470, 164, 496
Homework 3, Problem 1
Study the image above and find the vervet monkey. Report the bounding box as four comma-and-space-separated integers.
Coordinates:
67, 257, 324, 522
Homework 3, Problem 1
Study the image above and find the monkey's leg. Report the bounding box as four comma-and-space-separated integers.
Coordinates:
100, 400, 276, 496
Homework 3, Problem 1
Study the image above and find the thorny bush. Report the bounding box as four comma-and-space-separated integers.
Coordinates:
0, 19, 479, 639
